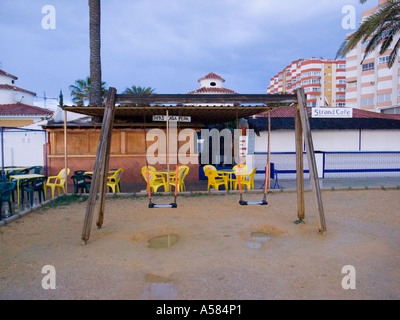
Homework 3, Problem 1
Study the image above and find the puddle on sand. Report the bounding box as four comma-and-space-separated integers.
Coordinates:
246, 240, 262, 249
148, 234, 179, 249
142, 274, 177, 300
246, 232, 272, 249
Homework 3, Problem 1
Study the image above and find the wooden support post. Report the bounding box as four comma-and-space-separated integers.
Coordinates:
81, 87, 117, 245
294, 104, 305, 220
296, 88, 327, 233
97, 89, 117, 229
166, 109, 170, 191
63, 110, 68, 194
267, 110, 271, 189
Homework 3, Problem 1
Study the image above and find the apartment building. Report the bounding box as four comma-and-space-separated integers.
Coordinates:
267, 58, 346, 108
345, 0, 400, 114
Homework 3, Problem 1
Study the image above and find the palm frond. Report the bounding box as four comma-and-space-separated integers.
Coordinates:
388, 37, 400, 67
336, 0, 400, 68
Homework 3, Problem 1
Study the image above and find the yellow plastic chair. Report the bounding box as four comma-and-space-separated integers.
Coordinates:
233, 164, 248, 175
168, 166, 189, 192
107, 168, 124, 193
204, 168, 228, 191
46, 168, 70, 198
144, 165, 157, 172
143, 169, 167, 193
226, 164, 248, 188
235, 167, 257, 190
178, 165, 189, 191
141, 166, 165, 186
203, 165, 217, 172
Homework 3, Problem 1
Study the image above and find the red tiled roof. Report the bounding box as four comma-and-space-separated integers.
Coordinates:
0, 84, 36, 96
0, 70, 18, 80
198, 72, 225, 82
256, 106, 400, 120
0, 103, 53, 117
188, 87, 236, 94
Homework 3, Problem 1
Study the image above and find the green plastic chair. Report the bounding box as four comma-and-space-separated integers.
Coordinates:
28, 166, 44, 175
0, 181, 17, 218
21, 177, 46, 207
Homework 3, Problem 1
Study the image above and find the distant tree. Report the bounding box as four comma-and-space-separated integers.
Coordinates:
69, 76, 107, 106
336, 0, 400, 68
88, 0, 102, 106
59, 90, 64, 107
123, 86, 156, 94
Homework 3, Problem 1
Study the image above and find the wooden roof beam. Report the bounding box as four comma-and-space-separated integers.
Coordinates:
115, 93, 297, 105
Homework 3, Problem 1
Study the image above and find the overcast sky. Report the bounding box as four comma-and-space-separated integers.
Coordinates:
0, 0, 376, 109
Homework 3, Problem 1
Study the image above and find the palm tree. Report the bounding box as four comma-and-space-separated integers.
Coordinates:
69, 77, 107, 106
123, 86, 156, 94
88, 0, 102, 106
69, 77, 91, 106
336, 0, 400, 68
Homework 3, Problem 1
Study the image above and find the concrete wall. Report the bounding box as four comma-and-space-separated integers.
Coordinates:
254, 129, 400, 153
1, 128, 47, 168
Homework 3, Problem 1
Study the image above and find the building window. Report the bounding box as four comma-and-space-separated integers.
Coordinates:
379, 56, 390, 64
338, 64, 346, 69
337, 102, 346, 108
377, 93, 391, 103
347, 81, 357, 89
362, 62, 374, 71
361, 97, 374, 107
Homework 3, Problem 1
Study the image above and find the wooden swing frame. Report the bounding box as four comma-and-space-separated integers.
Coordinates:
68, 88, 326, 245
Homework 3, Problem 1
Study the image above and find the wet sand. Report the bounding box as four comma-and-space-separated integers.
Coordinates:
0, 189, 399, 300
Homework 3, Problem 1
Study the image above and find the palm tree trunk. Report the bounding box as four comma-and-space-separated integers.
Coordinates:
88, 0, 102, 106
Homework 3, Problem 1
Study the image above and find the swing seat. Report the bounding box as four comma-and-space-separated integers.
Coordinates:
239, 199, 268, 206
149, 202, 177, 209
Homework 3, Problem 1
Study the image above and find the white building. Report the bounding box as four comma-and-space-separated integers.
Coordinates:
0, 70, 36, 105
345, 0, 400, 114
0, 69, 53, 127
246, 106, 400, 180
189, 72, 236, 94
0, 69, 53, 169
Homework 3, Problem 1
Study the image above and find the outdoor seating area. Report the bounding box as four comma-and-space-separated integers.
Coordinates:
0, 162, 263, 217
0, 165, 47, 219
46, 168, 70, 198
141, 165, 189, 193
202, 164, 255, 192
0, 165, 130, 219
69, 167, 125, 194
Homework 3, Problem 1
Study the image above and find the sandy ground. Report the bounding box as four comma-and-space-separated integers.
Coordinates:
0, 188, 399, 300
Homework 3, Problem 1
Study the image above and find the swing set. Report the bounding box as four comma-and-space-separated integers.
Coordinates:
236, 110, 272, 206
143, 108, 182, 209
73, 89, 326, 245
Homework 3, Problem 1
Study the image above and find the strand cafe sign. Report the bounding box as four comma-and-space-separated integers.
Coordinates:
312, 107, 353, 118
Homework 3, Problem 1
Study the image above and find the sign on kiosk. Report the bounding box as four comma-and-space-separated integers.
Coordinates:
152, 115, 191, 122
312, 108, 353, 118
